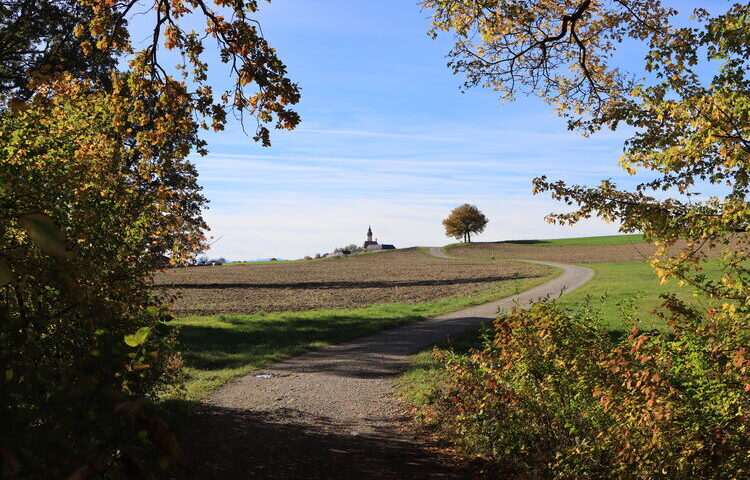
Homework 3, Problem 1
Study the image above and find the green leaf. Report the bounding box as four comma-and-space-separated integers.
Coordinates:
19, 212, 70, 258
124, 327, 151, 348
0, 258, 12, 287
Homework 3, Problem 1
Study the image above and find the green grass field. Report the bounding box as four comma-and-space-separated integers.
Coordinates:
400, 257, 723, 417
557, 260, 722, 332
169, 271, 557, 400
504, 233, 645, 246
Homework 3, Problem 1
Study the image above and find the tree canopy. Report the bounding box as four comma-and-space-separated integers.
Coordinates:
1, 0, 299, 476
443, 204, 489, 243
424, 1, 750, 475
424, 0, 750, 292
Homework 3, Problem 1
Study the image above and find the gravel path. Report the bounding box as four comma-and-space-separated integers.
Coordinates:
174, 249, 594, 479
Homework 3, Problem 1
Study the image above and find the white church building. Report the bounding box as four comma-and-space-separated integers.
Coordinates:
362, 226, 395, 251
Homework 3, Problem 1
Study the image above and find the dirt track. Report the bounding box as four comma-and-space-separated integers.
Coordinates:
174, 252, 593, 479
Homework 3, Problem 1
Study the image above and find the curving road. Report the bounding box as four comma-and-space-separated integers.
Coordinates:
426, 247, 594, 320
175, 249, 594, 479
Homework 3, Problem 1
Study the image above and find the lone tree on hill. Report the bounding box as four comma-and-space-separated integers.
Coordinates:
442, 204, 488, 243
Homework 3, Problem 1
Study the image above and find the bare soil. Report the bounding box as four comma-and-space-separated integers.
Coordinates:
154, 248, 549, 316
446, 235, 748, 263
446, 241, 657, 263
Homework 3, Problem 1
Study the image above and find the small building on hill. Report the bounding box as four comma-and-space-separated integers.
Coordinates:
362, 226, 395, 251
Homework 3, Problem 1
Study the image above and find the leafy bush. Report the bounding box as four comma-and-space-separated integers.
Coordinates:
427, 300, 750, 479
2, 0, 300, 476
0, 77, 202, 477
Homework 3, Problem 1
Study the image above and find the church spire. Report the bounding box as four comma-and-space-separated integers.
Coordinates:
364, 225, 375, 247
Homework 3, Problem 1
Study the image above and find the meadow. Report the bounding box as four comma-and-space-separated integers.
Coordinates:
556, 260, 723, 331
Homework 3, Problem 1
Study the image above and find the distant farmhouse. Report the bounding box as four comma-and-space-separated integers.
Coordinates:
329, 226, 395, 257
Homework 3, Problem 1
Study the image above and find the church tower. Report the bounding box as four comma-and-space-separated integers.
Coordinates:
364, 226, 377, 248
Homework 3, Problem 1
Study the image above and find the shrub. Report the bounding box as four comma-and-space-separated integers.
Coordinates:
0, 78, 201, 477
431, 302, 611, 477
594, 295, 750, 479
428, 300, 750, 479
2, 0, 300, 475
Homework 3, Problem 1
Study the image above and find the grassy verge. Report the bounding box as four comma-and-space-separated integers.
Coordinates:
399, 259, 725, 425
399, 324, 488, 418
556, 260, 722, 333
169, 267, 559, 401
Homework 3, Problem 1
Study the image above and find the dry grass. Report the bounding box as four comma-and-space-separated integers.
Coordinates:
155, 248, 550, 316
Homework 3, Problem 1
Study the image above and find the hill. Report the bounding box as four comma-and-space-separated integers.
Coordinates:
445, 234, 655, 263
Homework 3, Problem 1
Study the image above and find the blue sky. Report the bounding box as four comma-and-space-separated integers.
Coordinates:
184, 1, 668, 260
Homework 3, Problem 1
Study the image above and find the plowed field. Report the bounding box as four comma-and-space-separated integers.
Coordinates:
445, 237, 746, 263
446, 241, 657, 263
155, 248, 550, 316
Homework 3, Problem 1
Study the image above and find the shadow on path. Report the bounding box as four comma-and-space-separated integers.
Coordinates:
173, 404, 463, 480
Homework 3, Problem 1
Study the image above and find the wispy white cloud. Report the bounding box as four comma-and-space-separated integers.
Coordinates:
182, 1, 649, 260
294, 128, 461, 142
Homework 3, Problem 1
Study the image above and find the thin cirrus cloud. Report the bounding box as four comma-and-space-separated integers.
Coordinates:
190, 1, 649, 260
194, 118, 641, 261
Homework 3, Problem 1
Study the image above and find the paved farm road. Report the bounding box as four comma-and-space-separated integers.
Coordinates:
174, 249, 594, 479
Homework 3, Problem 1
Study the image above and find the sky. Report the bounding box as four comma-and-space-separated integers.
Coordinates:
173, 0, 687, 261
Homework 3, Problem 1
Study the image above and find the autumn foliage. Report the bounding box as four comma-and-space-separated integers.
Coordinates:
442, 203, 489, 243
428, 301, 750, 478
1, 0, 298, 477
422, 0, 750, 477
0, 75, 200, 477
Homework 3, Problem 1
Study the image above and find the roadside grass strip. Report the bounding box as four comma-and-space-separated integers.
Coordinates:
399, 258, 725, 425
